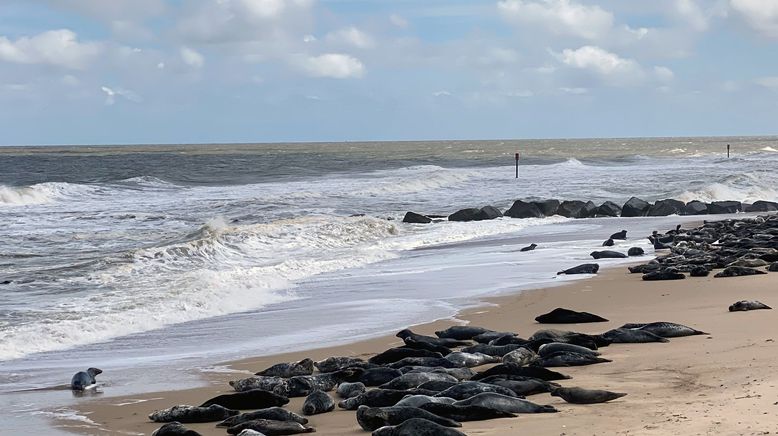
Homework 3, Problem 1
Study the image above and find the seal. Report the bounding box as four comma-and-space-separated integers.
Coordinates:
602, 238, 614, 247
481, 377, 559, 396
229, 376, 289, 395
387, 357, 457, 369
538, 342, 600, 358
151, 422, 202, 436
379, 372, 458, 390
371, 418, 466, 436
338, 388, 438, 410
444, 351, 501, 368
356, 405, 462, 431
216, 407, 308, 428
590, 250, 627, 259
405, 367, 475, 381
454, 392, 557, 413
358, 367, 404, 386
435, 326, 492, 340
610, 230, 627, 240
255, 358, 313, 378
314, 356, 366, 373
471, 364, 570, 381
620, 321, 708, 338
336, 382, 366, 399
557, 263, 599, 275
419, 403, 517, 422
642, 269, 685, 281
235, 430, 264, 436
535, 351, 611, 367
520, 243, 538, 252
369, 347, 443, 365
551, 386, 627, 404
417, 380, 458, 392
529, 329, 609, 348
394, 395, 456, 408
200, 389, 289, 410
396, 329, 470, 348
628, 247, 645, 256
226, 419, 315, 435
601, 328, 668, 343
714, 266, 767, 278
433, 381, 517, 400
302, 390, 335, 415
70, 367, 102, 391
501, 348, 537, 367
149, 404, 238, 423
729, 300, 772, 312
402, 337, 452, 355
535, 308, 608, 324
472, 331, 517, 344
461, 343, 524, 357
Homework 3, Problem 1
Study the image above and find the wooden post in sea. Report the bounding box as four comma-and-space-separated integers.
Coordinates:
727, 144, 730, 158
515, 152, 520, 178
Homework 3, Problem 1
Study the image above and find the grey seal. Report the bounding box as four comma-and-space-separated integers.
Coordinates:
435, 326, 492, 340
255, 358, 313, 378
369, 347, 443, 365
729, 300, 772, 311
520, 243, 538, 252
396, 329, 470, 348
338, 388, 438, 410
550, 386, 627, 404
484, 377, 559, 396
557, 263, 599, 275
419, 403, 517, 422
590, 250, 627, 259
302, 390, 335, 415
417, 380, 459, 392
394, 395, 456, 408
70, 367, 102, 391
314, 356, 366, 373
336, 382, 366, 399
356, 405, 461, 431
380, 372, 458, 390
454, 392, 557, 413
619, 321, 707, 338
471, 364, 570, 381
602, 238, 614, 247
535, 308, 608, 324
151, 422, 202, 436
444, 351, 501, 368
433, 381, 516, 400
358, 367, 404, 386
601, 328, 668, 343
149, 404, 238, 423
535, 351, 611, 367
538, 342, 600, 357
388, 357, 457, 369
226, 419, 314, 435
714, 266, 767, 277
501, 348, 537, 366
201, 389, 289, 410
371, 418, 466, 436
216, 407, 308, 427
610, 230, 627, 240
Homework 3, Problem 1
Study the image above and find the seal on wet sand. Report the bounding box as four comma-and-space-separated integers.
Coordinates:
70, 367, 102, 391
216, 407, 308, 427
550, 386, 627, 404
371, 418, 466, 436
255, 358, 314, 378
557, 264, 599, 275
201, 389, 289, 410
520, 243, 538, 252
149, 404, 238, 423
151, 422, 202, 436
356, 405, 461, 431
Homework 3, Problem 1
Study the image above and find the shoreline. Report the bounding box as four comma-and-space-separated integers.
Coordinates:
60, 254, 778, 435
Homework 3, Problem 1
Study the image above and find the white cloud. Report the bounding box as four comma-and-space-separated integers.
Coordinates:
674, 0, 710, 31
390, 14, 409, 28
558, 45, 641, 76
432, 90, 452, 97
731, 0, 778, 38
61, 75, 80, 86
755, 76, 778, 91
0, 29, 102, 70
101, 86, 142, 105
559, 87, 588, 94
654, 66, 675, 81
300, 53, 365, 79
497, 0, 614, 40
180, 47, 205, 69
325, 27, 375, 49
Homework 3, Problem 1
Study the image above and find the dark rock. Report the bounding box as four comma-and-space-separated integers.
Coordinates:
683, 201, 708, 215
714, 266, 767, 278
621, 197, 650, 217
505, 200, 543, 219
478, 206, 503, 220
596, 201, 621, 217
690, 266, 710, 277
557, 201, 586, 218
627, 247, 645, 256
647, 199, 685, 217
745, 201, 778, 212
532, 199, 560, 216
590, 250, 627, 259
708, 201, 742, 214
403, 212, 432, 224
448, 208, 482, 222
580, 201, 598, 218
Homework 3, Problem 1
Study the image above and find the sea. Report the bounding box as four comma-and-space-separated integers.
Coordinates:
1, 136, 777, 434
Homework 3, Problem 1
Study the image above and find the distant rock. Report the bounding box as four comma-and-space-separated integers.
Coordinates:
478, 206, 503, 220
403, 212, 432, 224
621, 197, 650, 217
532, 199, 560, 217
505, 201, 543, 219
557, 200, 586, 218
745, 200, 778, 212
580, 201, 597, 218
683, 200, 708, 215
708, 201, 742, 214
596, 201, 621, 217
647, 199, 685, 216
448, 208, 482, 222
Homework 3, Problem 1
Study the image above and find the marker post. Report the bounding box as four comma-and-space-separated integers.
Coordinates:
727, 144, 730, 158
515, 152, 520, 178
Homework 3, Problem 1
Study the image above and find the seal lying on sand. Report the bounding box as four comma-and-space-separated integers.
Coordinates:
535, 351, 611, 367
396, 329, 470, 348
314, 356, 366, 373
501, 348, 537, 366
535, 308, 608, 324
394, 395, 456, 408
418, 403, 517, 421
302, 390, 335, 415
433, 382, 517, 400
729, 300, 772, 311
70, 367, 102, 391
337, 382, 366, 399
538, 342, 600, 357
369, 347, 443, 365
454, 393, 557, 413
590, 250, 627, 259
255, 358, 314, 378
226, 419, 315, 435
356, 405, 461, 431
151, 422, 202, 436
601, 328, 668, 343
619, 322, 707, 338
380, 373, 458, 390
557, 264, 599, 275
216, 407, 308, 427
444, 352, 501, 368
471, 364, 570, 381
372, 418, 466, 436
338, 388, 438, 410
550, 387, 627, 404
435, 326, 492, 340
149, 405, 238, 423
201, 389, 289, 410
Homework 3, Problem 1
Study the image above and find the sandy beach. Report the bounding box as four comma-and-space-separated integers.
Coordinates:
62, 245, 778, 436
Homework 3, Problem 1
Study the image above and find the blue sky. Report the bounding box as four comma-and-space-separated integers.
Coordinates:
0, 0, 777, 145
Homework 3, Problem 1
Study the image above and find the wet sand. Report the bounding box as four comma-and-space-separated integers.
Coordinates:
61, 263, 778, 436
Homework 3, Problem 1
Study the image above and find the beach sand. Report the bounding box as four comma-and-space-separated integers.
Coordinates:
64, 263, 778, 436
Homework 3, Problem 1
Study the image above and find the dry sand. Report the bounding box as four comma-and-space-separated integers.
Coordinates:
62, 265, 778, 436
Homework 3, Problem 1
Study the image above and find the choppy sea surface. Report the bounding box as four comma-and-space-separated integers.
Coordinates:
1, 137, 777, 433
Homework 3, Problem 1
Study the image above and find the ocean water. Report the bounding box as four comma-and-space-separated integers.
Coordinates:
1, 137, 777, 433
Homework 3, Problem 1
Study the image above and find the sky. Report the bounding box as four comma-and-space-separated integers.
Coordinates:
0, 0, 777, 145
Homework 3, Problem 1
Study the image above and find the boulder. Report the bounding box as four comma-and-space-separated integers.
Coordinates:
707, 201, 742, 214
557, 201, 586, 218
647, 199, 685, 217
448, 208, 482, 222
683, 201, 708, 215
580, 201, 598, 218
745, 201, 778, 212
532, 199, 560, 216
478, 206, 503, 220
505, 201, 543, 219
621, 197, 650, 217
403, 212, 432, 224
595, 201, 621, 217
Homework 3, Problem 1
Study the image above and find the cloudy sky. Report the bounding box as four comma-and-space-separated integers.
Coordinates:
1, 0, 777, 145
